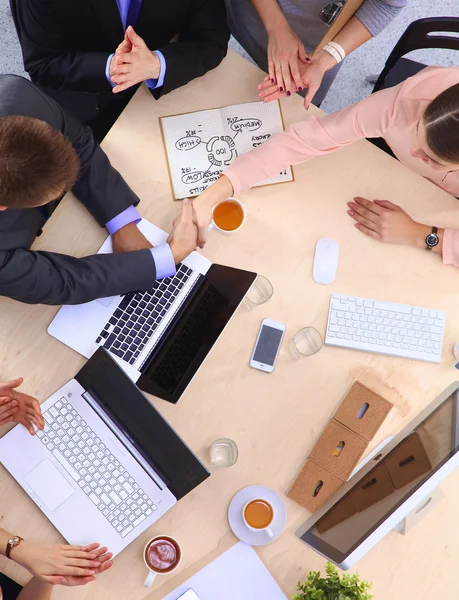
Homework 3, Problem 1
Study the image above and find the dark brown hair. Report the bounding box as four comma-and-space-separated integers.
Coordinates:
0, 116, 79, 208
424, 83, 459, 164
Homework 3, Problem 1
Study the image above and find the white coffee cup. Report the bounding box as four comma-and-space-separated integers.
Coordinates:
143, 535, 182, 588
209, 197, 246, 234
242, 498, 275, 538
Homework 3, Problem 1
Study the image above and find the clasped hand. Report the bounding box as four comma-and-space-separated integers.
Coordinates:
0, 378, 44, 435
110, 25, 161, 94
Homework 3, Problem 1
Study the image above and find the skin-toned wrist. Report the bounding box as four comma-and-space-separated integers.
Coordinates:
414, 224, 444, 255
195, 175, 234, 211
314, 48, 338, 72
8, 539, 28, 566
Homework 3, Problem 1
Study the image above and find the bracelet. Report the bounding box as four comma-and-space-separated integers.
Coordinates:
322, 42, 346, 64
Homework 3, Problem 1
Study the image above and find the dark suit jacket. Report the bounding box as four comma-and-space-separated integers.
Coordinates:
13, 0, 229, 125
0, 75, 157, 305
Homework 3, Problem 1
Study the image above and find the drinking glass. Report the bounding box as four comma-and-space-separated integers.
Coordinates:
290, 327, 323, 359
244, 275, 273, 309
209, 438, 239, 468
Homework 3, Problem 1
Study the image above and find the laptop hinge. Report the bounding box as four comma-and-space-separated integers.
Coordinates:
82, 391, 167, 491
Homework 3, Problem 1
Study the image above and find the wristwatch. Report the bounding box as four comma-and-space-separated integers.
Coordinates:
425, 226, 439, 251
6, 535, 23, 559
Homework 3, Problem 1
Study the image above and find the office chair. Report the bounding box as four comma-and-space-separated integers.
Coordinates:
368, 17, 459, 156
372, 17, 459, 92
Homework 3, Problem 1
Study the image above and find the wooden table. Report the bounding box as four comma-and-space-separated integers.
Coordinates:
2, 50, 459, 600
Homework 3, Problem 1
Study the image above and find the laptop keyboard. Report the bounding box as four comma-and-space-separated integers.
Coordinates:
36, 397, 157, 538
96, 263, 194, 365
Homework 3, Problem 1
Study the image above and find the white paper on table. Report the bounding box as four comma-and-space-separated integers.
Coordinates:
162, 541, 287, 600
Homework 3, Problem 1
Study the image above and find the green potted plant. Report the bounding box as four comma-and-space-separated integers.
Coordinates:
292, 562, 373, 600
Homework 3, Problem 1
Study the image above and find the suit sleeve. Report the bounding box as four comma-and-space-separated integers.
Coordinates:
15, 0, 111, 92
62, 108, 140, 225
0, 248, 157, 305
154, 0, 229, 97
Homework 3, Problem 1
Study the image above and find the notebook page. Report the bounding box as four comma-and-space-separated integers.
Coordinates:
160, 101, 293, 199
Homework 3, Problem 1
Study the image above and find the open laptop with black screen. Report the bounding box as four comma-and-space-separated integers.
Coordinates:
0, 349, 209, 557
48, 219, 257, 404
296, 382, 459, 569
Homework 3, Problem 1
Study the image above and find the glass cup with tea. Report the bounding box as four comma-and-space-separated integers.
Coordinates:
242, 498, 275, 537
143, 535, 182, 588
210, 197, 246, 234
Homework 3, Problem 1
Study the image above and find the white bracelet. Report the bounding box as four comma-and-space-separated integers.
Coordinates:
322, 42, 346, 64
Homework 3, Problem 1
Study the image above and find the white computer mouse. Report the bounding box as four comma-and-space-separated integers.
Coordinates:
313, 238, 339, 284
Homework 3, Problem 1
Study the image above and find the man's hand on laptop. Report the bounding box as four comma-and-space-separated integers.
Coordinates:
112, 222, 153, 254
10, 541, 113, 586
0, 378, 44, 435
167, 198, 199, 263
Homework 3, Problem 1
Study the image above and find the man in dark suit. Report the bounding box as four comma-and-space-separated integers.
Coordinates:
0, 75, 197, 305
13, 0, 229, 138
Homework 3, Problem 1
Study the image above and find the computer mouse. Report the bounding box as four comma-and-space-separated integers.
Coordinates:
313, 238, 339, 284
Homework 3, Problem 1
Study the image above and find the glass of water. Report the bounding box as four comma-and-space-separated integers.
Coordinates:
290, 327, 323, 359
209, 438, 239, 468
244, 275, 273, 309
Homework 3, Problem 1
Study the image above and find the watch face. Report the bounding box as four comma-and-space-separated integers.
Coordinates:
10, 536, 20, 545
426, 233, 439, 247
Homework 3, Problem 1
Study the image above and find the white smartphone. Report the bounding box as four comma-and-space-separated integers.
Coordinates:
250, 318, 286, 373
177, 591, 200, 600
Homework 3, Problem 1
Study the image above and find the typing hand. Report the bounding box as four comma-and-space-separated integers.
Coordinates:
0, 378, 44, 435
112, 26, 161, 94
266, 22, 309, 95
11, 542, 113, 586
112, 222, 153, 254
347, 197, 428, 247
167, 199, 199, 263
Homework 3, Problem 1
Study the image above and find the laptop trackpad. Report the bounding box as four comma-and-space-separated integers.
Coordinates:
24, 459, 75, 512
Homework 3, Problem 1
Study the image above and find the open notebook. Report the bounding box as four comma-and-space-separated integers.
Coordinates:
159, 101, 294, 199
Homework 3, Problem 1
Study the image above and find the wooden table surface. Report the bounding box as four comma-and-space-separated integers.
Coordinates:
2, 50, 459, 600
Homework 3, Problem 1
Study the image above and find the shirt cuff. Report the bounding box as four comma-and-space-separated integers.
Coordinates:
105, 53, 115, 88
145, 50, 166, 89
150, 244, 176, 279
105, 205, 141, 235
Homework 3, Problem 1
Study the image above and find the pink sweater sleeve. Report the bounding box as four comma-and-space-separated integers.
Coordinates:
224, 85, 401, 195
442, 229, 459, 266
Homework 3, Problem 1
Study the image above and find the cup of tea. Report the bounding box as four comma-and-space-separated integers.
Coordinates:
210, 197, 246, 234
143, 535, 182, 588
242, 498, 275, 537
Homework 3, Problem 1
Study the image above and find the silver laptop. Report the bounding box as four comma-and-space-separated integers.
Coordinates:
0, 349, 209, 556
48, 219, 257, 404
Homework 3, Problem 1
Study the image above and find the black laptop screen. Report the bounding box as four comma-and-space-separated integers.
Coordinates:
75, 348, 209, 499
138, 264, 257, 403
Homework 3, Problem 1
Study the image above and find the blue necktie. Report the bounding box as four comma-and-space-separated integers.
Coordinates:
126, 0, 142, 28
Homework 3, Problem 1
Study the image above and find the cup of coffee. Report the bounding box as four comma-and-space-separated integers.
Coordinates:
242, 498, 275, 537
210, 198, 246, 234
143, 535, 182, 588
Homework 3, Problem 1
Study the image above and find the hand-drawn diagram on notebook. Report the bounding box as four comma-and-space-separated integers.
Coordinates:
159, 101, 294, 199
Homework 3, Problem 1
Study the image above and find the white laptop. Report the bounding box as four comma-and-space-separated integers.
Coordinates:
48, 219, 257, 404
0, 349, 210, 556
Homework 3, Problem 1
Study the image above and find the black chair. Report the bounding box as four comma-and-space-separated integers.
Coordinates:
373, 17, 459, 92
368, 17, 459, 156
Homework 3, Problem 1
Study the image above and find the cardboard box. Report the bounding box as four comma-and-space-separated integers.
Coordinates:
309, 420, 368, 480
385, 432, 432, 490
349, 462, 394, 512
288, 459, 344, 512
334, 382, 393, 441
315, 494, 356, 533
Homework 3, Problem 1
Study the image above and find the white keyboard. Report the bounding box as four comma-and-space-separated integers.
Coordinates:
37, 397, 157, 538
325, 294, 445, 363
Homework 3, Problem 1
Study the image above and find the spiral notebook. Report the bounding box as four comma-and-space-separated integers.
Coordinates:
159, 100, 294, 199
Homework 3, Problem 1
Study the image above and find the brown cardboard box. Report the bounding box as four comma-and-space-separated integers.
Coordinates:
288, 459, 344, 512
385, 432, 432, 490
309, 420, 368, 480
334, 382, 393, 441
314, 0, 365, 53
349, 462, 395, 512
315, 495, 356, 533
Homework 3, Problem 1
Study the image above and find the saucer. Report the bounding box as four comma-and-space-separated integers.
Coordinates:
228, 485, 287, 546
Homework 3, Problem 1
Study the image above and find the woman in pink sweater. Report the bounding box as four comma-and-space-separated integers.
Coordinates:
191, 67, 459, 266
